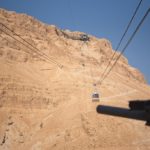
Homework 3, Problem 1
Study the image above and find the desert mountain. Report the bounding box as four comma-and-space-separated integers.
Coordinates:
0, 9, 150, 150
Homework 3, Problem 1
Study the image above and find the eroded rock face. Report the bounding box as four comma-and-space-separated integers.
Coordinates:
0, 8, 146, 83
0, 8, 150, 150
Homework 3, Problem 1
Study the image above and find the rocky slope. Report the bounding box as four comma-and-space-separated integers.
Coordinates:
0, 8, 150, 150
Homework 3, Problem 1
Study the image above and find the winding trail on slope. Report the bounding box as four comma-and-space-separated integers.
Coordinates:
100, 89, 137, 100
37, 89, 137, 127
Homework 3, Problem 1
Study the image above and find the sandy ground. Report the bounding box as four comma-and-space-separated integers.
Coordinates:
0, 60, 150, 150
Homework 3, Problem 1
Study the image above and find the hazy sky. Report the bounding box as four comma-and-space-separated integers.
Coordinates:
0, 0, 150, 84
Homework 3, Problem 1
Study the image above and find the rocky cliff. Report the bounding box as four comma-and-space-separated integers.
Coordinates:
0, 8, 146, 83
0, 8, 150, 150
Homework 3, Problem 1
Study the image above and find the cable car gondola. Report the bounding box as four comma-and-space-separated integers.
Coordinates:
91, 83, 100, 102
92, 92, 100, 102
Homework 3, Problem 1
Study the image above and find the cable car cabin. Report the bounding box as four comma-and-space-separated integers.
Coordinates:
92, 92, 100, 102
80, 34, 90, 42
